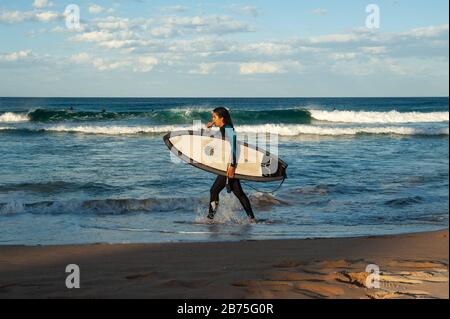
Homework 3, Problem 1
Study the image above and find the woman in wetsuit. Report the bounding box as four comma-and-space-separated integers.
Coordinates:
206, 107, 256, 223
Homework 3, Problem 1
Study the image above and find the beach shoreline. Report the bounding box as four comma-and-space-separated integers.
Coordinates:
0, 229, 448, 299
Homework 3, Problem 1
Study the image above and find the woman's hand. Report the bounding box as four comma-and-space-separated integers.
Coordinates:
206, 122, 214, 129
227, 166, 236, 179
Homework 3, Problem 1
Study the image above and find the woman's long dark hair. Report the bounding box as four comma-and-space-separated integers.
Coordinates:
213, 107, 234, 128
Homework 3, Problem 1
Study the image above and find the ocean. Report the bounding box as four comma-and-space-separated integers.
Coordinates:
0, 97, 448, 245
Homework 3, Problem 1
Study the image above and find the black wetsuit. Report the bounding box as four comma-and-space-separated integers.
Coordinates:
208, 125, 255, 220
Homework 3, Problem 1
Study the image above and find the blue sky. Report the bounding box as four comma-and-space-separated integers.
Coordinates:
0, 0, 448, 97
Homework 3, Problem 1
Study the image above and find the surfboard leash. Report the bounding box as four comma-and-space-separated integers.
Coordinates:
241, 174, 287, 194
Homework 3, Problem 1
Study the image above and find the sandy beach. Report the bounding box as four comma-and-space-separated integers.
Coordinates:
0, 229, 448, 299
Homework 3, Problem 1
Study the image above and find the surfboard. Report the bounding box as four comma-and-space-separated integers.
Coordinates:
163, 130, 288, 182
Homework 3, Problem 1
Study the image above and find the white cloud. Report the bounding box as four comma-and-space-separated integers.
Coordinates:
51, 24, 86, 33
98, 40, 134, 49
0, 10, 27, 23
230, 5, 259, 17
93, 58, 130, 71
310, 33, 364, 44
150, 26, 176, 38
33, 0, 53, 8
71, 30, 114, 42
0, 9, 61, 24
330, 52, 358, 61
76, 14, 252, 40
88, 5, 115, 15
240, 62, 285, 74
149, 15, 253, 38
233, 42, 295, 56
69, 53, 158, 73
308, 24, 449, 45
35, 11, 59, 22
134, 56, 159, 72
360, 46, 387, 55
94, 17, 129, 30
64, 19, 447, 79
2, 5, 446, 84
190, 63, 216, 75
402, 24, 449, 38
161, 5, 189, 13
70, 53, 91, 64
0, 50, 33, 62
51, 26, 65, 33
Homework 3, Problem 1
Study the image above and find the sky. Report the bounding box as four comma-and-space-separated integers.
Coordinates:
0, 0, 448, 97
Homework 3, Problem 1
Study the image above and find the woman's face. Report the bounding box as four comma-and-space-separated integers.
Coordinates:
211, 112, 225, 127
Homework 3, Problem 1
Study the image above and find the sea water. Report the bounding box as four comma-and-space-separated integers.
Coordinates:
0, 97, 448, 244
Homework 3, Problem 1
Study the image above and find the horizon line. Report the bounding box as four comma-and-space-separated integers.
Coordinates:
0, 96, 449, 99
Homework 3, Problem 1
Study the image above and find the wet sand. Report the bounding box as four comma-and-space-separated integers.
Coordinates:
0, 229, 448, 299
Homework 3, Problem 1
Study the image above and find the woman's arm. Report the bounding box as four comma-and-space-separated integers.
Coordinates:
224, 127, 237, 178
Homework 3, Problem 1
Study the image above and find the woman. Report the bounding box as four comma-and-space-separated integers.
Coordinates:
206, 107, 257, 223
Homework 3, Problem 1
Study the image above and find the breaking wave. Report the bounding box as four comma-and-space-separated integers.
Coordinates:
309, 110, 449, 124
2, 124, 447, 136
0, 193, 286, 215
1, 108, 447, 125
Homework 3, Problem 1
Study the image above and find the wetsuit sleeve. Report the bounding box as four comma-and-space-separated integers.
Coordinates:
224, 127, 237, 168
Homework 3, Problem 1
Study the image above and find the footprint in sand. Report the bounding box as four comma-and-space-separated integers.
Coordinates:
232, 258, 448, 299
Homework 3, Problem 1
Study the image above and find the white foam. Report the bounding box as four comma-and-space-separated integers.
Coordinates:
1, 196, 204, 216
44, 124, 204, 135
1, 123, 448, 136
309, 110, 449, 124
0, 112, 29, 123
235, 124, 449, 136
167, 107, 212, 114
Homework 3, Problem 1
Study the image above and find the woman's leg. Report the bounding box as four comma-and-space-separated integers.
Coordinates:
230, 179, 255, 219
208, 175, 227, 219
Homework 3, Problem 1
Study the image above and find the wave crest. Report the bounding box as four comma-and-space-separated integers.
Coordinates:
309, 110, 449, 124
0, 112, 29, 123
0, 194, 286, 215
1, 124, 448, 136
235, 124, 449, 136
2, 108, 448, 125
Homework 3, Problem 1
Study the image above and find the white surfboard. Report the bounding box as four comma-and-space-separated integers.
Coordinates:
163, 130, 288, 182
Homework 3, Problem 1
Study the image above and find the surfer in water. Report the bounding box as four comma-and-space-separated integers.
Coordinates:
206, 107, 257, 224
